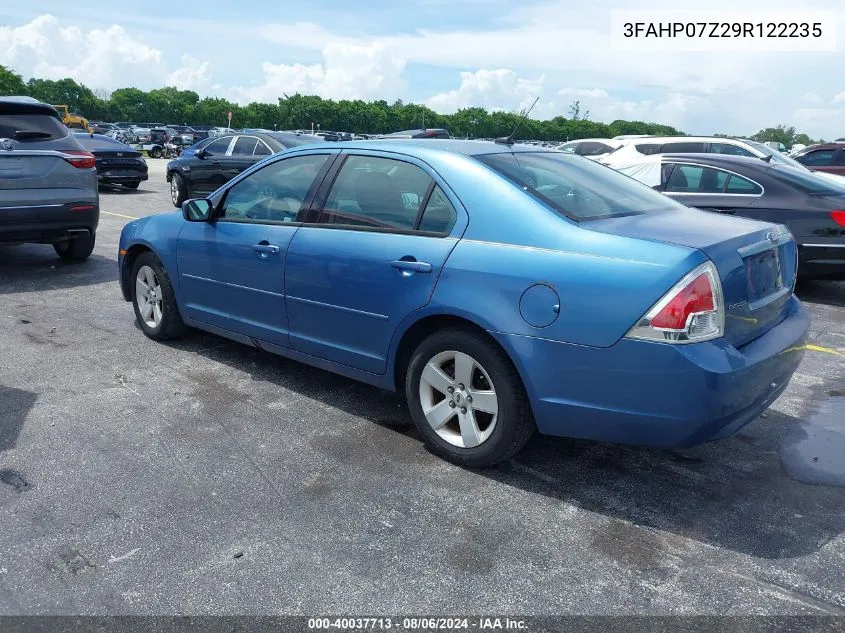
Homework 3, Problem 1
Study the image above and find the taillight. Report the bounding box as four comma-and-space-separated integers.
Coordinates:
626, 261, 724, 344
63, 150, 96, 169
831, 211, 845, 227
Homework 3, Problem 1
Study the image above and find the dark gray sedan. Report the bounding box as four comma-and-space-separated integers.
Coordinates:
617, 153, 845, 280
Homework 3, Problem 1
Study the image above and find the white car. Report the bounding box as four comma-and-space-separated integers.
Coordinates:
555, 138, 623, 160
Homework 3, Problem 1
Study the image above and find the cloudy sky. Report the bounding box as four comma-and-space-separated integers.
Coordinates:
1, 0, 844, 138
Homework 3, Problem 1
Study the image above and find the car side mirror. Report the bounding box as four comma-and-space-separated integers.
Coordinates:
196, 149, 207, 159
182, 199, 213, 222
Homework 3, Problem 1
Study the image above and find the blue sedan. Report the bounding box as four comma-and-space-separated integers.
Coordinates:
118, 140, 810, 467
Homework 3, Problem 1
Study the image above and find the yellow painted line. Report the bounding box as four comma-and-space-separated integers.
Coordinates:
784, 343, 843, 356
101, 210, 138, 220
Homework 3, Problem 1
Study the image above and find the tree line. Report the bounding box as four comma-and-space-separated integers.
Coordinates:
0, 64, 825, 144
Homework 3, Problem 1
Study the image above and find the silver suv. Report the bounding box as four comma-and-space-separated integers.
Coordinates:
0, 96, 99, 260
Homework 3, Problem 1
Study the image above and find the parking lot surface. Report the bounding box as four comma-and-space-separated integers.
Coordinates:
1, 159, 844, 614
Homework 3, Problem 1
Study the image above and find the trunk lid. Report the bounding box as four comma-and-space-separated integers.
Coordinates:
588, 208, 797, 348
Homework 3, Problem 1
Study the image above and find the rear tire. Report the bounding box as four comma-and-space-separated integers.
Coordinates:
170, 172, 188, 207
405, 327, 534, 467
130, 252, 187, 340
124, 181, 140, 190
149, 147, 162, 159
53, 233, 95, 261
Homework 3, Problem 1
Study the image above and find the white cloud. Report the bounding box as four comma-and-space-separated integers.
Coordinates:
833, 92, 845, 104
558, 88, 609, 99
227, 41, 406, 105
800, 92, 823, 104
166, 55, 213, 91
0, 15, 168, 90
426, 69, 544, 114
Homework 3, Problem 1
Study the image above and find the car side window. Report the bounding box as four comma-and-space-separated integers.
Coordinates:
318, 155, 433, 230
834, 151, 845, 166
418, 185, 457, 233
231, 136, 258, 156
725, 174, 763, 194
219, 154, 330, 223
635, 143, 661, 155
253, 141, 272, 157
579, 142, 613, 156
665, 164, 728, 193
204, 137, 231, 157
661, 142, 706, 153
799, 149, 835, 166
711, 143, 755, 157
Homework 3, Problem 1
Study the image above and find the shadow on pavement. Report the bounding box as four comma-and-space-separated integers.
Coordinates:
164, 329, 845, 561
796, 280, 845, 308
0, 385, 37, 453
0, 246, 116, 295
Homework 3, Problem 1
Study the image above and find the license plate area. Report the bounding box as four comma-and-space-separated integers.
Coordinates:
746, 248, 784, 303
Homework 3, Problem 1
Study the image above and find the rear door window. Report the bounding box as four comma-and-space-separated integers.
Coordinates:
711, 143, 755, 156
318, 155, 433, 230
231, 136, 259, 156
725, 174, 763, 194
798, 149, 836, 166
661, 142, 707, 153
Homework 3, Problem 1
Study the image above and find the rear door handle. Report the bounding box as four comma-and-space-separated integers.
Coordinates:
391, 259, 432, 273
252, 243, 280, 258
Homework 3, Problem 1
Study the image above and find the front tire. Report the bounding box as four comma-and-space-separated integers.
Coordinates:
405, 327, 534, 467
53, 233, 95, 261
131, 252, 187, 340
149, 147, 162, 159
170, 172, 188, 207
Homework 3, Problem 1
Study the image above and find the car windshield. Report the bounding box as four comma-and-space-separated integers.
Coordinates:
266, 133, 321, 148
744, 139, 809, 170
477, 151, 685, 221
768, 165, 845, 195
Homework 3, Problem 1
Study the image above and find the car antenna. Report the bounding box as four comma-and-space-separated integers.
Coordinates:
495, 97, 539, 145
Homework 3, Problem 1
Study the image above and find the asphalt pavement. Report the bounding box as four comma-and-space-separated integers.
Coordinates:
1, 159, 844, 615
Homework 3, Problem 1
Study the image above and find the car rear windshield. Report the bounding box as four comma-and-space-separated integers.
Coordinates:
768, 165, 845, 195
0, 113, 68, 142
477, 151, 685, 221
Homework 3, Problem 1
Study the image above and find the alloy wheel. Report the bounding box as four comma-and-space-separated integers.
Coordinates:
418, 350, 499, 448
135, 265, 163, 328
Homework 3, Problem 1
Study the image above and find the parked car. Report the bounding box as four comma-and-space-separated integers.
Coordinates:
177, 136, 216, 159
613, 153, 845, 279
601, 136, 811, 172
0, 96, 98, 260
73, 132, 148, 190
556, 138, 623, 159
380, 128, 451, 139
118, 140, 808, 467
791, 143, 845, 177
90, 121, 117, 135
166, 132, 320, 206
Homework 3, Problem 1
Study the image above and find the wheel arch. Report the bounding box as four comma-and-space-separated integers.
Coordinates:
120, 243, 158, 301
390, 312, 532, 405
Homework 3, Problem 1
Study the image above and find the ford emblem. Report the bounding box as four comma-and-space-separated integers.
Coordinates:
1, 138, 15, 151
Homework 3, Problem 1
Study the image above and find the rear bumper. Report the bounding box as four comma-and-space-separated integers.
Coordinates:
495, 295, 810, 448
798, 244, 845, 280
0, 203, 99, 243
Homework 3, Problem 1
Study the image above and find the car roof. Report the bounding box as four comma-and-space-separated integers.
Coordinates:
622, 136, 756, 145
0, 96, 61, 118
289, 138, 553, 157
799, 142, 845, 151
658, 153, 772, 168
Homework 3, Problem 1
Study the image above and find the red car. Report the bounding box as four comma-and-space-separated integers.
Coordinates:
792, 142, 845, 176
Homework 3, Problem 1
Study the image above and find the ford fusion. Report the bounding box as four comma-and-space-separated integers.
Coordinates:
118, 140, 809, 467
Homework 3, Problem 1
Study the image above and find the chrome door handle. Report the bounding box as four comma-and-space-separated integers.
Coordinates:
390, 259, 432, 273
252, 243, 280, 258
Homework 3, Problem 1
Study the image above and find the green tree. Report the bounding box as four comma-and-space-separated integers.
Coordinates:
0, 65, 27, 95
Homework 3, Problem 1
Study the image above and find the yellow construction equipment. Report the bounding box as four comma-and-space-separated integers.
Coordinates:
52, 105, 93, 133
